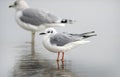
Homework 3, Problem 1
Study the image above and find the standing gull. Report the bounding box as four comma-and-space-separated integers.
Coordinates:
40, 28, 96, 61
9, 0, 74, 55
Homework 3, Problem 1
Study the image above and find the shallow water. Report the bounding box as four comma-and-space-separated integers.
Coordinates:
0, 42, 119, 77
0, 0, 120, 77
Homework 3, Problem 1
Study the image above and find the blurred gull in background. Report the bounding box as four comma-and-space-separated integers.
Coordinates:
9, 0, 75, 55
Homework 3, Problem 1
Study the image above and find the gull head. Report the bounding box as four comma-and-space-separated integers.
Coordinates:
9, 0, 29, 10
39, 28, 57, 36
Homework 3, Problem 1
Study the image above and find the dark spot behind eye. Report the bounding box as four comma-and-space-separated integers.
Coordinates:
51, 31, 53, 33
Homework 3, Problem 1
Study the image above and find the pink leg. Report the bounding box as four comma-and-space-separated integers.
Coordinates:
61, 52, 64, 61
56, 52, 60, 61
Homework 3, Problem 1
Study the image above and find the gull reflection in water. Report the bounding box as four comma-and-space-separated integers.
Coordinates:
13, 53, 77, 77
56, 60, 66, 70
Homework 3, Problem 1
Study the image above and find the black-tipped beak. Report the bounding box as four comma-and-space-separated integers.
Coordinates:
9, 5, 14, 8
39, 33, 46, 35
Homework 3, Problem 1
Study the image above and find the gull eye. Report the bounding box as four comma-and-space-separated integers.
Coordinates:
47, 31, 50, 33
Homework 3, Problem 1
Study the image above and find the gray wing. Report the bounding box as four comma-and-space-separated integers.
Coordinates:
20, 8, 59, 26
50, 33, 79, 46
47, 13, 60, 23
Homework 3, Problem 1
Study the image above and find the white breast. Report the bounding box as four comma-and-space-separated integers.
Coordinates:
43, 36, 56, 52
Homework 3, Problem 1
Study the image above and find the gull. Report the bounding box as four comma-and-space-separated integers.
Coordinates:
9, 0, 74, 55
40, 28, 96, 61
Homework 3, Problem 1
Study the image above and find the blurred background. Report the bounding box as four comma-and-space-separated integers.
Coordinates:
0, 0, 120, 77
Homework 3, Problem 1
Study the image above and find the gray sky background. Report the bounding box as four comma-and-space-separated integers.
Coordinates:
0, 0, 120, 77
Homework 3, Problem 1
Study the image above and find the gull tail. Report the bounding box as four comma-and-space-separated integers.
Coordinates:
60, 19, 76, 24
81, 31, 97, 39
